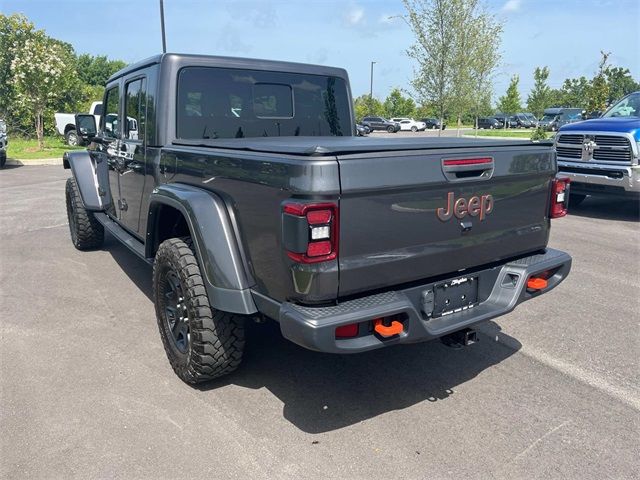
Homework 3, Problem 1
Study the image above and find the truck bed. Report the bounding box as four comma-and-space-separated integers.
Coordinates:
167, 136, 556, 302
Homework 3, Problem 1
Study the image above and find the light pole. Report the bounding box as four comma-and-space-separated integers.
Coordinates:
160, 0, 167, 53
369, 61, 376, 114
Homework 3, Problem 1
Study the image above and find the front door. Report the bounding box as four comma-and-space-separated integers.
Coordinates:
118, 77, 147, 236
101, 85, 122, 220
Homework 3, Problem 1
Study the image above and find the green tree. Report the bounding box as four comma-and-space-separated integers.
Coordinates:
415, 104, 437, 119
496, 75, 522, 113
76, 54, 127, 87
0, 13, 36, 134
354, 94, 383, 121
383, 88, 416, 118
466, 8, 502, 135
402, 0, 457, 136
11, 29, 79, 148
527, 66, 552, 117
560, 76, 590, 108
403, 0, 502, 136
586, 51, 610, 113
604, 66, 639, 105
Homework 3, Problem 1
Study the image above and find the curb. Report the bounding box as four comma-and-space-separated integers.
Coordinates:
6, 157, 63, 166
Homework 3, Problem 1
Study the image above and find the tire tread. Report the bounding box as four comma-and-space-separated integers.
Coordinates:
65, 177, 104, 250
153, 237, 245, 384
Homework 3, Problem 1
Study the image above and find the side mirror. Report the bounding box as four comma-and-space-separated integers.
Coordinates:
75, 114, 97, 141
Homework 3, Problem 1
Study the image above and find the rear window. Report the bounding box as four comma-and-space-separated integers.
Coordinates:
177, 67, 351, 139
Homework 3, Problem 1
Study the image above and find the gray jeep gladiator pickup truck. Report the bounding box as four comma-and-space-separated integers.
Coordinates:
64, 53, 572, 384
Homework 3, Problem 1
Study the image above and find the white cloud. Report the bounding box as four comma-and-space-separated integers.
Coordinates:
345, 7, 365, 25
501, 0, 522, 12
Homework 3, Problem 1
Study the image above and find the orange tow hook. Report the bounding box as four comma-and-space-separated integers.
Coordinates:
527, 277, 548, 291
373, 318, 403, 337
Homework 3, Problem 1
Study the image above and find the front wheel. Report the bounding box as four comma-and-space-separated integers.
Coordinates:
153, 238, 245, 384
65, 177, 104, 249
387, 125, 395, 133
411, 126, 418, 132
0, 151, 6, 169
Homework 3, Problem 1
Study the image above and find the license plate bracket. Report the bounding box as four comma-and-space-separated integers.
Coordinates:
433, 276, 478, 317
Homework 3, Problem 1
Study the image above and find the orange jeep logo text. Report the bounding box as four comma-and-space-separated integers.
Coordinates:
436, 192, 494, 222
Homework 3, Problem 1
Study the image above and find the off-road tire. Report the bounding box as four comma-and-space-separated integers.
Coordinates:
65, 177, 104, 250
0, 151, 6, 168
153, 237, 245, 384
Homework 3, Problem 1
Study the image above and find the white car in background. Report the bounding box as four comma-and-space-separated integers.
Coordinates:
391, 118, 427, 132
55, 101, 102, 146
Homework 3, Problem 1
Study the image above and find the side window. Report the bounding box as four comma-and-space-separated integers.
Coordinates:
103, 86, 120, 139
124, 78, 146, 141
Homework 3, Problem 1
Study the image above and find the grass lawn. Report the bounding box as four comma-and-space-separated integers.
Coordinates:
465, 129, 554, 139
7, 136, 83, 160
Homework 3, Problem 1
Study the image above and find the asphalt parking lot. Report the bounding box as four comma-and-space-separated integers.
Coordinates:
1, 165, 638, 479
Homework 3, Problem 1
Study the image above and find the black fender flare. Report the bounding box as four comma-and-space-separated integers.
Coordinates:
63, 150, 110, 211
146, 183, 257, 315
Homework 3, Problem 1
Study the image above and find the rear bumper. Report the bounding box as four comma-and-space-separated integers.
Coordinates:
558, 161, 640, 197
277, 248, 571, 353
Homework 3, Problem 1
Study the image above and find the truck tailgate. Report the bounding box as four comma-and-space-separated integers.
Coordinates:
337, 145, 554, 297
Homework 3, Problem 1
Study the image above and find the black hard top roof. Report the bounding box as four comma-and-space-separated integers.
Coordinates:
107, 53, 349, 83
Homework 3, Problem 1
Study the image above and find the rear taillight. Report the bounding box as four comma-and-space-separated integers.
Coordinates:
550, 177, 570, 218
282, 202, 339, 263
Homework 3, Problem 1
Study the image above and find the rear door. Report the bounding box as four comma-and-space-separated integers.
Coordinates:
336, 145, 554, 297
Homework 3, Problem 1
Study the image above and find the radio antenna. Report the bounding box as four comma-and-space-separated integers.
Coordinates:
160, 0, 167, 53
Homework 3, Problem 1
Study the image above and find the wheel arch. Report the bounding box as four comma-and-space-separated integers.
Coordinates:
146, 183, 257, 315
63, 151, 109, 211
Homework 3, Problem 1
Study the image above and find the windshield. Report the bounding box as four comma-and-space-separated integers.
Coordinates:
603, 92, 640, 118
541, 114, 558, 121
177, 67, 352, 138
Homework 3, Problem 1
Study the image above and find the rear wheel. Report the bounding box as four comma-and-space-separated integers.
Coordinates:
0, 151, 6, 169
153, 238, 245, 384
65, 177, 104, 250
65, 129, 79, 146
569, 193, 586, 207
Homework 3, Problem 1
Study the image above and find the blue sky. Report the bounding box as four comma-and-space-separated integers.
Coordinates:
3, 0, 639, 105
